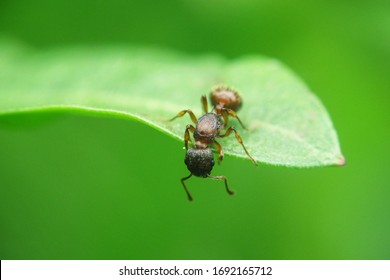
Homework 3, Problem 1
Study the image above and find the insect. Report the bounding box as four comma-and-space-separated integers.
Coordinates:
169, 86, 258, 201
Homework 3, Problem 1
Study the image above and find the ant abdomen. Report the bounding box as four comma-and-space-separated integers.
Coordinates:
184, 148, 215, 178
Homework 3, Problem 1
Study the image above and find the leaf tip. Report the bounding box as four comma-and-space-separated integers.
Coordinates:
337, 154, 346, 166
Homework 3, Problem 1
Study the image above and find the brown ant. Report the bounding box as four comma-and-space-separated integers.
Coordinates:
169, 86, 258, 201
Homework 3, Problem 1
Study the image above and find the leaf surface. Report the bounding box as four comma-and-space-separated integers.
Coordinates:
0, 39, 344, 167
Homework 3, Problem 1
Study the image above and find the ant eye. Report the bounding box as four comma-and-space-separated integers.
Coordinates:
211, 160, 215, 166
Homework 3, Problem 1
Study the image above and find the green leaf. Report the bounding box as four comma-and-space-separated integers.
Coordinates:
0, 39, 344, 167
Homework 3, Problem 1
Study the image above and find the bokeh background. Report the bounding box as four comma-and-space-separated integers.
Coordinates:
0, 0, 389, 259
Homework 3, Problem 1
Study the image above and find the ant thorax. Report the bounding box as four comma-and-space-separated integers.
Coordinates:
193, 113, 223, 148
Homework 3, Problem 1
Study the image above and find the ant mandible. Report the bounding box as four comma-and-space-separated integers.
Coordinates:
169, 86, 258, 201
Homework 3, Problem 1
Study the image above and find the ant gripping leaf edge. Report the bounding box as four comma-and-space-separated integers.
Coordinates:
169, 86, 258, 201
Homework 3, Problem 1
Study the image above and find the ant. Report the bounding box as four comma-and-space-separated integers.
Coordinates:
169, 86, 258, 201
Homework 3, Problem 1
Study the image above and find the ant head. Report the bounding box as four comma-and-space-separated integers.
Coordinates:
185, 148, 215, 178
210, 85, 242, 112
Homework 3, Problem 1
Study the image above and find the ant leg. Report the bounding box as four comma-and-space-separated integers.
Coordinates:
169, 109, 197, 124
184, 124, 195, 150
214, 140, 224, 164
219, 126, 258, 166
181, 173, 193, 201
201, 95, 209, 113
207, 175, 235, 196
222, 108, 247, 130
221, 109, 229, 127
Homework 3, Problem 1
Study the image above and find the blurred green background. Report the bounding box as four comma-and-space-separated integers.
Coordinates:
0, 0, 389, 259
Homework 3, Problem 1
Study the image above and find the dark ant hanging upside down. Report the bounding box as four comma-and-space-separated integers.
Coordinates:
169, 86, 258, 201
